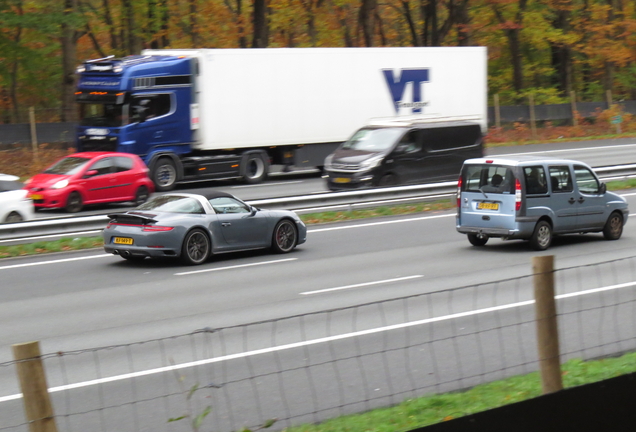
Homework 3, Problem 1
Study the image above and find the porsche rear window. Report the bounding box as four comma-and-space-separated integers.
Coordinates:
137, 196, 204, 214
463, 164, 515, 194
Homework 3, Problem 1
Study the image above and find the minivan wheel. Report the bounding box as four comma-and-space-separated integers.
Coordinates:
378, 173, 398, 187
603, 212, 623, 240
467, 233, 488, 246
530, 221, 552, 251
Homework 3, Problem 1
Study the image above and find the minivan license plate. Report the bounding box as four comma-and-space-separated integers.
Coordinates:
477, 202, 499, 210
114, 237, 134, 245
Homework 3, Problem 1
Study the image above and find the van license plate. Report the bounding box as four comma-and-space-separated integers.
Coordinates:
333, 178, 351, 184
114, 237, 134, 245
477, 202, 499, 210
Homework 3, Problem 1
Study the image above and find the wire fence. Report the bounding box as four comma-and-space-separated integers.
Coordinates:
1, 255, 635, 432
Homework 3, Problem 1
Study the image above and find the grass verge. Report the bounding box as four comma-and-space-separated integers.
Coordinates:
283, 352, 636, 432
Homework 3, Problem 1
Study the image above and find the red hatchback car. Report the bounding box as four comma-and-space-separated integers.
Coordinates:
24, 152, 155, 213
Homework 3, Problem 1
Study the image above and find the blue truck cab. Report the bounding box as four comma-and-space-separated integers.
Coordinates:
76, 55, 207, 190
76, 55, 268, 191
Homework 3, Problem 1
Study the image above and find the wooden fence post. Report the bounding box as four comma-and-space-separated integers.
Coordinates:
28, 107, 39, 161
494, 94, 501, 128
12, 341, 58, 432
532, 255, 563, 394
570, 91, 578, 126
606, 89, 613, 109
528, 94, 538, 140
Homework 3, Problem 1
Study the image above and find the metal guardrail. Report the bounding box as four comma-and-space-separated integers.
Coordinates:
1, 165, 635, 245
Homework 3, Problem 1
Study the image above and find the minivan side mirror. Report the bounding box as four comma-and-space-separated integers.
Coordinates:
600, 183, 607, 194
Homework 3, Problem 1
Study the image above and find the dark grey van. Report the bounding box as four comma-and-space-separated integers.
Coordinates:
323, 120, 483, 190
456, 156, 629, 250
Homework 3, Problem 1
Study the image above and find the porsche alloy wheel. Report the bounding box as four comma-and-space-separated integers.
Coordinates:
272, 219, 297, 253
181, 229, 210, 265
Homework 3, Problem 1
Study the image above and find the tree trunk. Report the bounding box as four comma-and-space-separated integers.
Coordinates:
122, 0, 141, 54
400, 0, 420, 46
102, 0, 119, 51
491, 0, 528, 97
454, 0, 471, 46
358, 0, 377, 47
61, 0, 78, 122
252, 0, 268, 48
189, 0, 199, 46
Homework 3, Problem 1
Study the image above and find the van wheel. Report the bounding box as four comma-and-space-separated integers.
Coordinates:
378, 173, 398, 187
467, 234, 488, 246
530, 221, 552, 251
603, 212, 623, 240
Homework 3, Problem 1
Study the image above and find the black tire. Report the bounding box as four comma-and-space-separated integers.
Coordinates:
271, 219, 298, 253
467, 233, 488, 246
153, 158, 177, 192
603, 212, 624, 240
181, 229, 210, 265
4, 212, 23, 223
530, 220, 552, 251
241, 152, 269, 184
378, 173, 398, 187
134, 186, 150, 206
65, 191, 83, 213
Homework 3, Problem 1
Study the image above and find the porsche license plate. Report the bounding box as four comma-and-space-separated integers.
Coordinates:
333, 178, 351, 184
477, 202, 499, 210
113, 237, 134, 245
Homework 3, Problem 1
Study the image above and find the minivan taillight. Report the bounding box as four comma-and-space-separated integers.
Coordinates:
515, 178, 522, 211
457, 176, 463, 207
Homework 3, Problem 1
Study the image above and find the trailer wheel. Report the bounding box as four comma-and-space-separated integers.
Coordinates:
153, 158, 177, 191
241, 151, 269, 184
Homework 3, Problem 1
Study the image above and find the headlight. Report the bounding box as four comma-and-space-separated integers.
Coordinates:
324, 154, 334, 169
24, 178, 32, 185
360, 156, 383, 170
52, 179, 69, 189
76, 65, 86, 73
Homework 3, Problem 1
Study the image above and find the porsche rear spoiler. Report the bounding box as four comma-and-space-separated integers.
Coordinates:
107, 212, 158, 226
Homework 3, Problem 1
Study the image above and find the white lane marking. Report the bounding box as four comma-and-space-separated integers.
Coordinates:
301, 275, 424, 295
231, 181, 304, 189
174, 258, 297, 276
2, 279, 633, 403
308, 213, 454, 233
0, 254, 112, 271
495, 143, 636, 157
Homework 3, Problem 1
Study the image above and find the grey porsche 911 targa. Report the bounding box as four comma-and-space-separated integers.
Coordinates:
103, 191, 307, 265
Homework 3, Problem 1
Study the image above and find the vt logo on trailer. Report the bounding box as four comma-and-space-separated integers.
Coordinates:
382, 69, 429, 114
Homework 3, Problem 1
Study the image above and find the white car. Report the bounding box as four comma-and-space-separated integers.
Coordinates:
0, 174, 34, 223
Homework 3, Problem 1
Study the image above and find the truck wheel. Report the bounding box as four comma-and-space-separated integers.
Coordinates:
153, 158, 177, 191
241, 152, 269, 184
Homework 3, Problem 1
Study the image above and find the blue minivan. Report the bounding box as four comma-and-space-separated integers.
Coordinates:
456, 156, 629, 250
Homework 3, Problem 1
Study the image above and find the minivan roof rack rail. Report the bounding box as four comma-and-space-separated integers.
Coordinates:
366, 114, 482, 127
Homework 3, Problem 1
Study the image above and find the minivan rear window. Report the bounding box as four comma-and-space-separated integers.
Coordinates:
463, 164, 515, 194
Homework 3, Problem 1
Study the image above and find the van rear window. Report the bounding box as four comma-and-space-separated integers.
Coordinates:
463, 165, 515, 194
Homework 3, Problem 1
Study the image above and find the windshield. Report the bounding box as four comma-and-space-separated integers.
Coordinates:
136, 196, 204, 214
341, 128, 404, 152
44, 157, 91, 175
79, 103, 124, 127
